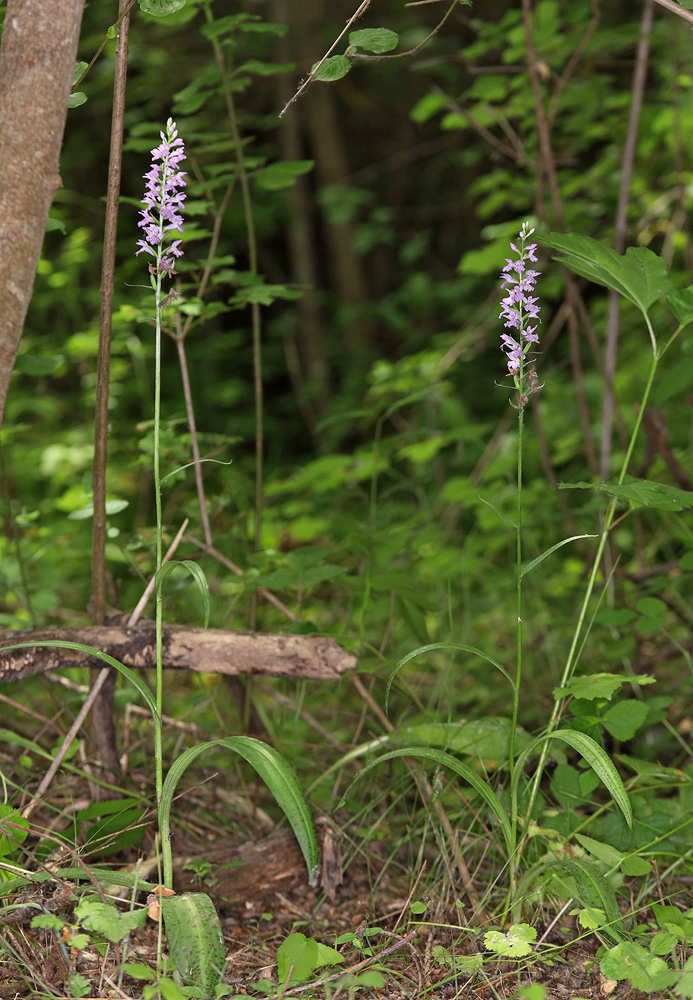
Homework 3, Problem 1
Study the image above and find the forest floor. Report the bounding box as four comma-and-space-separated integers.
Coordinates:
0, 775, 657, 1000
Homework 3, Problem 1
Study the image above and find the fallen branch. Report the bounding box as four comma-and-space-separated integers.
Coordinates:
0, 626, 356, 684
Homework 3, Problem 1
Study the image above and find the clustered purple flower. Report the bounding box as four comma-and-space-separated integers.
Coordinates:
136, 118, 186, 276
499, 223, 541, 383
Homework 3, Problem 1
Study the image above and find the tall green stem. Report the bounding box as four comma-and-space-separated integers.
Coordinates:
153, 267, 164, 812
522, 348, 660, 830
507, 403, 525, 894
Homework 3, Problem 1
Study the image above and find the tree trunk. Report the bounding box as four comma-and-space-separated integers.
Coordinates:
0, 0, 86, 427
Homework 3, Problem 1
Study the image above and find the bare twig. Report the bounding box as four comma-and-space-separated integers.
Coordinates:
279, 0, 371, 117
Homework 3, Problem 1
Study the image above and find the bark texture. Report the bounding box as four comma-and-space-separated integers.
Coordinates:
0, 0, 86, 426
0, 625, 357, 683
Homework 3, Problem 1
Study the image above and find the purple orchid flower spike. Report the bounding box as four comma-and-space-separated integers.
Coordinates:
136, 118, 186, 277
499, 222, 542, 406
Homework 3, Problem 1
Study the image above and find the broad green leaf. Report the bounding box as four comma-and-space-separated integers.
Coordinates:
348, 28, 399, 53
602, 700, 649, 741
574, 834, 624, 868
665, 285, 693, 326
277, 933, 319, 984
515, 858, 623, 942
68, 93, 87, 109
138, 0, 186, 15
556, 672, 654, 702
157, 560, 210, 628
521, 534, 597, 577
254, 160, 314, 191
75, 898, 147, 943
311, 55, 351, 82
554, 672, 624, 701
484, 923, 536, 958
514, 729, 632, 828
620, 856, 651, 876
559, 477, 693, 511
540, 234, 673, 316
72, 61, 88, 86
337, 746, 512, 856
161, 892, 225, 998
159, 737, 319, 888
385, 641, 515, 718
600, 942, 677, 992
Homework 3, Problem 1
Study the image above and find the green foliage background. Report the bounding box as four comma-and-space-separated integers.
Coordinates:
1, 0, 692, 758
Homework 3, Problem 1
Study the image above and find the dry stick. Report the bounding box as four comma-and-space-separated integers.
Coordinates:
89, 0, 132, 780
279, 0, 371, 118
349, 673, 488, 925
600, 0, 654, 480
652, 0, 693, 24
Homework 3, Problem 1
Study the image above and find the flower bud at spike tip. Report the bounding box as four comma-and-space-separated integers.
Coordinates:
499, 222, 542, 406
136, 118, 187, 277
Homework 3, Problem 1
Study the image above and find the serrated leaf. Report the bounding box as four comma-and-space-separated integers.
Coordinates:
138, 0, 186, 15
559, 477, 693, 511
484, 923, 536, 958
555, 673, 624, 701
540, 233, 673, 317
600, 942, 677, 992
311, 55, 351, 82
162, 893, 225, 997
348, 28, 399, 53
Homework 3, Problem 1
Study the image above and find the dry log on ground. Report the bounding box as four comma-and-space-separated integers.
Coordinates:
0, 626, 356, 684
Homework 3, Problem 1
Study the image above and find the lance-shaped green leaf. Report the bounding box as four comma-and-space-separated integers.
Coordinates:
513, 729, 632, 828
161, 892, 225, 999
521, 533, 597, 578
336, 746, 513, 857
159, 737, 319, 889
156, 560, 210, 627
540, 234, 672, 316
385, 641, 515, 718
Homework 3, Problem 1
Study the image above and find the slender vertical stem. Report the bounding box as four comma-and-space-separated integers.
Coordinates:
153, 269, 164, 810
522, 349, 661, 832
